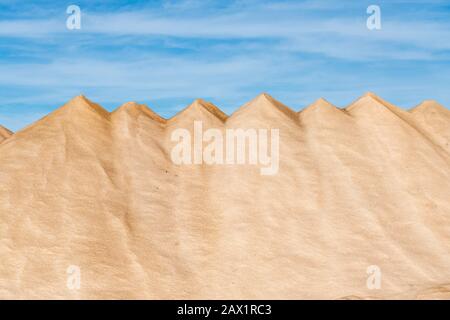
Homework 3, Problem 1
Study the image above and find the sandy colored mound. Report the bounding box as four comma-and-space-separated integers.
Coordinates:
0, 125, 12, 143
0, 93, 449, 299
410, 100, 450, 152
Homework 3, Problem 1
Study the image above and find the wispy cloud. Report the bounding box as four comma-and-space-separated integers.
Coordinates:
0, 0, 449, 130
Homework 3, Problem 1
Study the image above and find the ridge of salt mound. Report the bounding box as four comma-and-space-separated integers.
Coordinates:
345, 92, 407, 117
0, 125, 12, 142
112, 102, 167, 124
229, 93, 298, 123
3, 95, 111, 140
61, 95, 111, 119
300, 98, 347, 116
169, 98, 228, 123
346, 92, 387, 112
299, 98, 351, 127
410, 100, 450, 116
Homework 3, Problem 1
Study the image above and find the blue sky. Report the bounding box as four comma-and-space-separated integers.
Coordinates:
0, 0, 449, 131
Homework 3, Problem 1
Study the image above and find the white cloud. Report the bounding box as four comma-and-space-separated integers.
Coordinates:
0, 0, 449, 131
1, 3, 449, 56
